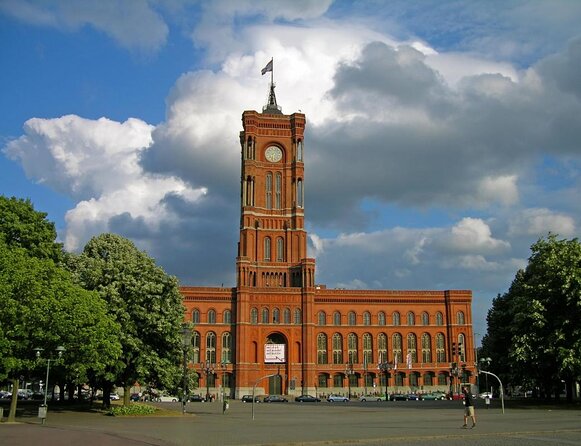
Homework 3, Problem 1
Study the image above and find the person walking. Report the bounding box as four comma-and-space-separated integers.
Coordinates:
462, 386, 476, 428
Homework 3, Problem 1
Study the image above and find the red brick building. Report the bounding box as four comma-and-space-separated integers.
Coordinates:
180, 84, 475, 399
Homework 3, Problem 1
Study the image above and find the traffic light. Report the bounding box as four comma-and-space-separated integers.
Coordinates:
452, 342, 456, 356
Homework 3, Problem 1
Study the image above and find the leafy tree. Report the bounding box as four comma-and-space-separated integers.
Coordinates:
483, 234, 581, 401
71, 233, 186, 407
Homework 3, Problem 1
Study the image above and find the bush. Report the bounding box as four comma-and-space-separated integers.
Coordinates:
108, 403, 158, 416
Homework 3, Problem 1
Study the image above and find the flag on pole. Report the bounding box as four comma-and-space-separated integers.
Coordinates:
261, 59, 273, 75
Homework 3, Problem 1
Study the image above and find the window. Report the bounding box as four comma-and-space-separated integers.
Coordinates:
221, 332, 232, 363
317, 333, 328, 364
407, 333, 417, 363
392, 312, 400, 326
348, 333, 358, 364
333, 374, 343, 388
250, 308, 258, 324
192, 331, 200, 363
456, 311, 465, 325
266, 173, 272, 209
318, 374, 327, 388
378, 312, 386, 326
223, 310, 231, 324
424, 373, 433, 386
318, 311, 326, 326
436, 312, 443, 326
363, 333, 372, 365
275, 173, 282, 209
297, 140, 303, 161
192, 309, 200, 324
297, 180, 303, 207
332, 333, 343, 364
392, 333, 402, 365
261, 308, 269, 324
205, 332, 216, 363
276, 237, 284, 261
421, 333, 432, 363
407, 311, 415, 326
363, 312, 371, 326
409, 372, 418, 387
378, 333, 387, 362
333, 311, 341, 326
422, 312, 429, 326
294, 308, 301, 324
208, 309, 216, 324
283, 308, 291, 324
273, 308, 280, 323
348, 311, 356, 326
438, 373, 447, 385
264, 237, 271, 261
436, 333, 445, 362
395, 373, 404, 386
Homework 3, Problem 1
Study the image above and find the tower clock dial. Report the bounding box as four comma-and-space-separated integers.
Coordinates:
265, 146, 283, 162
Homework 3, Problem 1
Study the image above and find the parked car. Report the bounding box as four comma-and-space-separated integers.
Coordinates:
109, 393, 120, 401
479, 392, 493, 400
295, 394, 321, 402
263, 395, 288, 403
406, 394, 421, 401
421, 392, 447, 400
359, 395, 383, 402
390, 393, 409, 401
241, 394, 261, 403
157, 395, 179, 402
327, 394, 349, 402
189, 394, 205, 402
130, 393, 141, 402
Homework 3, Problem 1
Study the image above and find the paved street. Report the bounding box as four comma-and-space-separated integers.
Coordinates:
1, 399, 580, 445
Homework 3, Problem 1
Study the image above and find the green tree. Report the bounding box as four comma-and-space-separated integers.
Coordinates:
71, 233, 186, 407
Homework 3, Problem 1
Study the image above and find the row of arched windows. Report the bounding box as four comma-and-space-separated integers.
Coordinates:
316, 332, 467, 365
250, 307, 302, 324
264, 236, 284, 261
318, 310, 466, 326
192, 309, 231, 324
191, 331, 233, 364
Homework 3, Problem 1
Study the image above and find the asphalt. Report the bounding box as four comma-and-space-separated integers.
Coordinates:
1, 399, 581, 446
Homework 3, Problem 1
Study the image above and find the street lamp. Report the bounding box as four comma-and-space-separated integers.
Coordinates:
200, 361, 215, 402
378, 361, 393, 400
34, 346, 65, 425
220, 361, 228, 401
180, 325, 192, 415
480, 357, 491, 393
345, 363, 354, 399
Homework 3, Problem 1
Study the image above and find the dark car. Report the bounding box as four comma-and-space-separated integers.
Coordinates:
406, 394, 420, 401
189, 394, 205, 402
130, 393, 141, 402
390, 393, 409, 401
241, 394, 261, 403
294, 394, 321, 402
263, 395, 288, 403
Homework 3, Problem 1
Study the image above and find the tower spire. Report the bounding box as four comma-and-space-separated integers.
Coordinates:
261, 58, 282, 114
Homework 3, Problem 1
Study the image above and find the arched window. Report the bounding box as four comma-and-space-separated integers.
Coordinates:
407, 333, 417, 363
297, 179, 303, 207
334, 311, 341, 326
205, 332, 216, 363
422, 312, 429, 326
264, 237, 271, 261
363, 312, 371, 326
223, 310, 231, 324
318, 311, 326, 326
421, 333, 432, 363
456, 311, 465, 325
378, 333, 387, 362
283, 308, 291, 324
407, 312, 415, 326
261, 308, 269, 324
378, 312, 386, 326
436, 312, 444, 326
297, 140, 303, 161
392, 312, 401, 326
317, 333, 328, 364
266, 173, 272, 209
294, 308, 301, 324
250, 308, 258, 324
275, 173, 282, 209
273, 308, 280, 323
348, 311, 356, 326
208, 309, 216, 324
192, 309, 200, 324
276, 237, 284, 261
192, 331, 200, 363
332, 333, 343, 364
436, 333, 445, 362
348, 333, 358, 364
363, 333, 372, 365
221, 332, 232, 363
392, 333, 402, 365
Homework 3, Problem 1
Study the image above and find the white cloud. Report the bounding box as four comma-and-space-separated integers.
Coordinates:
508, 208, 576, 238
477, 175, 519, 206
445, 218, 511, 254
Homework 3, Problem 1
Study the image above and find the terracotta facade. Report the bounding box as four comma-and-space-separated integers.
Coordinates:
180, 94, 475, 399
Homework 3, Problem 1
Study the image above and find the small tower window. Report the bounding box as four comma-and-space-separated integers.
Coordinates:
275, 173, 282, 209
264, 237, 271, 261
266, 173, 273, 209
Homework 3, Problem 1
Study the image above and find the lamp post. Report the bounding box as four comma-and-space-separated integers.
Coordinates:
34, 346, 65, 425
345, 363, 354, 399
200, 361, 215, 402
220, 361, 228, 401
474, 333, 481, 393
180, 325, 192, 415
378, 361, 392, 400
480, 357, 491, 393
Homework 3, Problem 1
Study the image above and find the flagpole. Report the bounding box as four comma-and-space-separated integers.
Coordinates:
270, 58, 274, 85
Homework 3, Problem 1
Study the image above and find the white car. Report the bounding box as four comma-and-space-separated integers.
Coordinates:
158, 395, 179, 402
327, 394, 349, 402
479, 392, 493, 400
109, 393, 120, 400
358, 394, 388, 402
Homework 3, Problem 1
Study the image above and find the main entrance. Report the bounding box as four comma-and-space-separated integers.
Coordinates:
268, 374, 282, 395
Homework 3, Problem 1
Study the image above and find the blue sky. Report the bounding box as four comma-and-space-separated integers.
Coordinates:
2, 0, 581, 340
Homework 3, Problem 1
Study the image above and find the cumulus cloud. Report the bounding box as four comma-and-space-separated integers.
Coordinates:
508, 208, 576, 238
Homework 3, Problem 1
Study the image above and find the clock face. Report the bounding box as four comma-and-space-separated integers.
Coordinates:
265, 146, 283, 162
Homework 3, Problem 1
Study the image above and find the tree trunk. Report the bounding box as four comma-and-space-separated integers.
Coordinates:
7, 378, 19, 422
124, 385, 131, 406
102, 382, 112, 409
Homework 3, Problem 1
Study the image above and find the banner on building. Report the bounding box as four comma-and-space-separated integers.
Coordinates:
264, 343, 285, 363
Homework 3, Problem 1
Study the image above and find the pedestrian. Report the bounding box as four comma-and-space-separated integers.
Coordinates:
461, 386, 476, 428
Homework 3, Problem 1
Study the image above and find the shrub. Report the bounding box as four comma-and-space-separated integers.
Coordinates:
108, 403, 158, 416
